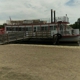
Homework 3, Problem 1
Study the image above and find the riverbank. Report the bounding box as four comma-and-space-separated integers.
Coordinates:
0, 44, 80, 80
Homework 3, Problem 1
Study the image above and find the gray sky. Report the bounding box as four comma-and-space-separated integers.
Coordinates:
0, 0, 79, 24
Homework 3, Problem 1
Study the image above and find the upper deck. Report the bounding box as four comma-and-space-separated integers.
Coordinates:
6, 16, 69, 26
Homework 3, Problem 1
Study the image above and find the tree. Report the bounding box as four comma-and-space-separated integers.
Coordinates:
70, 18, 80, 29
0, 25, 4, 29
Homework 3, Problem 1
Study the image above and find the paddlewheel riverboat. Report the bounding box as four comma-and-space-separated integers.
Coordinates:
1, 9, 80, 45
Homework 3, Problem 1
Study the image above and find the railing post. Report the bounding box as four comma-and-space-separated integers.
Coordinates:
7, 33, 9, 43
2, 34, 5, 44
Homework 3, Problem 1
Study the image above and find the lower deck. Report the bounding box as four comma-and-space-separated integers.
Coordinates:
0, 31, 52, 44
0, 31, 80, 46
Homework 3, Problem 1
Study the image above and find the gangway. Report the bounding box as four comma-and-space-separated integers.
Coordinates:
0, 31, 51, 44
0, 32, 29, 44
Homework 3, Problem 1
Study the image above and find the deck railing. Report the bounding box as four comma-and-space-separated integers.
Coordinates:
0, 31, 51, 44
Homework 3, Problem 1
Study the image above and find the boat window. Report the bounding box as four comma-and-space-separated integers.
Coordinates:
28, 27, 32, 31
54, 26, 57, 30
41, 26, 48, 31
45, 26, 48, 31
11, 27, 16, 31
16, 27, 19, 31
34, 27, 36, 32
21, 27, 26, 31
60, 25, 63, 30
49, 26, 53, 30
23, 27, 26, 31
37, 27, 40, 31
6, 27, 8, 31
41, 27, 45, 31
6, 27, 13, 31
15, 27, 24, 31
18, 27, 21, 31
25, 27, 28, 31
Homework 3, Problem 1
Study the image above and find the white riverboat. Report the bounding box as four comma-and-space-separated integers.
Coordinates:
3, 9, 80, 45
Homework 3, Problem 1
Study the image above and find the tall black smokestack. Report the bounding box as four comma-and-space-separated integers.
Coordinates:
54, 10, 56, 23
51, 9, 53, 23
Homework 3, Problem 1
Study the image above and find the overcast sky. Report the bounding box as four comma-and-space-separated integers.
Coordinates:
0, 0, 80, 24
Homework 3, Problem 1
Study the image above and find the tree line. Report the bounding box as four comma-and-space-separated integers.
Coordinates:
70, 18, 80, 29
0, 25, 4, 29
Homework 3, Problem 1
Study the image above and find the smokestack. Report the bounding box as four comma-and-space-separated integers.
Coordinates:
54, 10, 56, 23
51, 9, 53, 23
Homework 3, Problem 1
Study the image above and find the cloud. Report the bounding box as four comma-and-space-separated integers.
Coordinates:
66, 0, 75, 6
0, 0, 80, 24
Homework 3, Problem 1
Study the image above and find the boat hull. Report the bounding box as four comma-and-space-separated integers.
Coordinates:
60, 35, 80, 42
59, 35, 80, 45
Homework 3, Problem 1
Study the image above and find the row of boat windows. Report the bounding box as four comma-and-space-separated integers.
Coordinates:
6, 26, 57, 31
